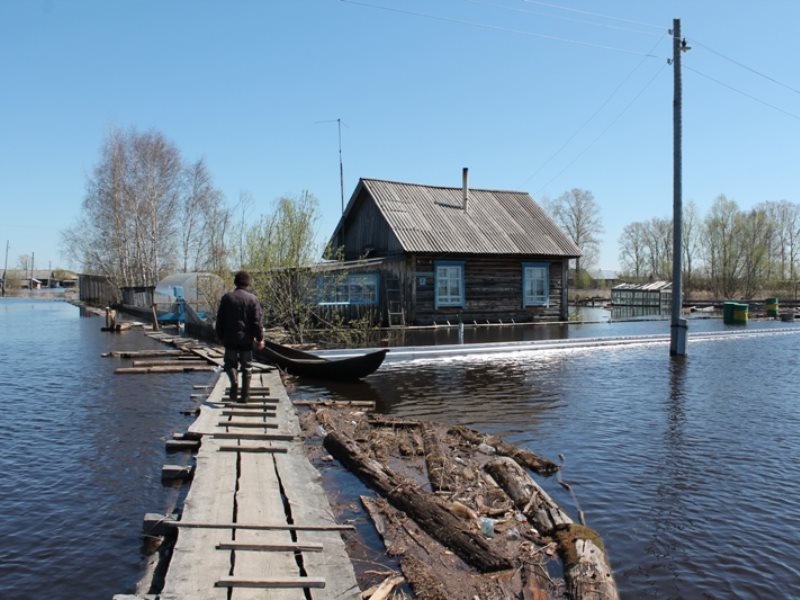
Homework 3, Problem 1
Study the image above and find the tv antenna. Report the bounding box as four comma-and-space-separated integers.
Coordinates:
315, 118, 348, 214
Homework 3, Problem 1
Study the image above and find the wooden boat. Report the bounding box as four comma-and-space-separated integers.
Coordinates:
257, 340, 388, 381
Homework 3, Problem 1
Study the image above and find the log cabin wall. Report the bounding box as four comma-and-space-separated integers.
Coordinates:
406, 255, 566, 325
338, 191, 403, 259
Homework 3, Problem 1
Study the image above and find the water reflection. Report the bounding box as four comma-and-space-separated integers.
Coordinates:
293, 325, 800, 597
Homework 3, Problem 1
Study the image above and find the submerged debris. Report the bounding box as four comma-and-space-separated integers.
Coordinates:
299, 407, 619, 600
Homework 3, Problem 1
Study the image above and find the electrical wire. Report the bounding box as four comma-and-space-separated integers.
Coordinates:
520, 36, 667, 188
683, 65, 800, 122
535, 61, 669, 196
463, 0, 666, 39
340, 0, 663, 57
521, 0, 664, 32
688, 38, 800, 97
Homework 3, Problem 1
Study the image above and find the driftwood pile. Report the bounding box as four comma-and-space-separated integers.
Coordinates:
300, 406, 618, 600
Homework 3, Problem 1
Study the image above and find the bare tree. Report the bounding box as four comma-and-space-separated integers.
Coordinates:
546, 188, 603, 276
618, 222, 647, 279
180, 159, 230, 273
703, 195, 742, 297
62, 127, 226, 288
245, 192, 321, 342
682, 200, 701, 292
17, 254, 32, 273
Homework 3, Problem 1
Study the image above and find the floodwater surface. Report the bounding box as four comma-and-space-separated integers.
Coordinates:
3, 297, 799, 598
296, 320, 800, 598
0, 298, 212, 599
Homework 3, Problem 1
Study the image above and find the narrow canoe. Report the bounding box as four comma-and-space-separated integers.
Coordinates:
257, 340, 388, 381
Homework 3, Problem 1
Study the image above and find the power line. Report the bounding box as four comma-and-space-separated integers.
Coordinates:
520, 0, 664, 32
463, 0, 666, 39
683, 65, 800, 122
535, 62, 669, 195
688, 38, 800, 96
340, 0, 663, 58
521, 36, 667, 188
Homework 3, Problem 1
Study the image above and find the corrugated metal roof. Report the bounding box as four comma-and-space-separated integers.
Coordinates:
357, 179, 582, 257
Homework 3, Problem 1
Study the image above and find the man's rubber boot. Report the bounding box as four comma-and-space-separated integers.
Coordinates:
240, 372, 251, 404
225, 368, 238, 402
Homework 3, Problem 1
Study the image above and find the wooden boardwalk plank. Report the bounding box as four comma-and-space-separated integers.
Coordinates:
159, 437, 235, 599
157, 367, 360, 599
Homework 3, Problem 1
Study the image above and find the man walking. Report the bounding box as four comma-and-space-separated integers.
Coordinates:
215, 271, 265, 402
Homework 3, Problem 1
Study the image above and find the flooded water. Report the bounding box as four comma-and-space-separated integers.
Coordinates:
0, 298, 213, 599
295, 318, 800, 598
4, 296, 799, 599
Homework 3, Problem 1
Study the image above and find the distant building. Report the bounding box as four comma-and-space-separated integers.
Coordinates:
611, 280, 673, 309
325, 171, 581, 325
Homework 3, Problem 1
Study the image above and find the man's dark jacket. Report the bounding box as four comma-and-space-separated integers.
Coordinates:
215, 287, 264, 350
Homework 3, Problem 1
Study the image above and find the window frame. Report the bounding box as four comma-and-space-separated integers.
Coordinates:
522, 262, 550, 307
434, 260, 465, 308
316, 271, 380, 306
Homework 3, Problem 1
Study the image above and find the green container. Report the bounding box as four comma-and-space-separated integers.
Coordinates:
766, 297, 779, 317
723, 301, 748, 325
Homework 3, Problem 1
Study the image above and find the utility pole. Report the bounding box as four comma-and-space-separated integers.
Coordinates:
670, 18, 689, 356
2, 240, 8, 297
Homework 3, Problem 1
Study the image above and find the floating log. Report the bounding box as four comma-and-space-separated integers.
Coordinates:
215, 576, 325, 589
422, 423, 450, 493
368, 415, 420, 427
484, 456, 571, 533
400, 555, 449, 600
293, 399, 376, 408
451, 425, 559, 475
485, 457, 619, 600
323, 430, 512, 573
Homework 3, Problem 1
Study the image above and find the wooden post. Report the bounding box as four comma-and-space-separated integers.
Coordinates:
151, 304, 160, 332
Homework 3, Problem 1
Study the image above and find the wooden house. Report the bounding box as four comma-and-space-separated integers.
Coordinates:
325, 170, 581, 325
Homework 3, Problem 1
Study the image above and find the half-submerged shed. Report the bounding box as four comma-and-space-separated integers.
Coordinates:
326, 170, 581, 325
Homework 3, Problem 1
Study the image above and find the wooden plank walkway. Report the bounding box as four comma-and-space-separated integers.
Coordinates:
154, 340, 361, 599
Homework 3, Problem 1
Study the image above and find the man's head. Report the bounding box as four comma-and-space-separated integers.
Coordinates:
234, 271, 251, 288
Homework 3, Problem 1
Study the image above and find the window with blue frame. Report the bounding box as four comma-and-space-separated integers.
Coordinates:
317, 272, 379, 305
522, 262, 549, 306
435, 260, 464, 308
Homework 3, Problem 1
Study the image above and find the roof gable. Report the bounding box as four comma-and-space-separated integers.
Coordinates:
332, 178, 581, 257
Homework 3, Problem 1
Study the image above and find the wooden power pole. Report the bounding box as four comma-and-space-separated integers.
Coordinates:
670, 18, 689, 356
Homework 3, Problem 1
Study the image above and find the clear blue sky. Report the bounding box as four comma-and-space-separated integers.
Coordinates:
2, 0, 799, 273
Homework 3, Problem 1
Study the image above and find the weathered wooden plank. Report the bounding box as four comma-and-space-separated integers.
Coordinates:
132, 359, 210, 367
159, 438, 236, 599
221, 410, 277, 417
215, 577, 326, 589
275, 389, 362, 600
217, 421, 279, 429
116, 365, 216, 374
218, 446, 288, 454
165, 439, 201, 453
216, 541, 323, 552
231, 438, 306, 600
104, 349, 185, 358
172, 521, 354, 532
211, 432, 294, 441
